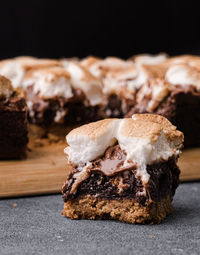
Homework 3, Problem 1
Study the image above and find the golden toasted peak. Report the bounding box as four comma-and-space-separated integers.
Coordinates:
131, 53, 168, 65
80, 56, 102, 68
131, 114, 183, 143
24, 66, 71, 81
67, 119, 117, 141
0, 56, 60, 71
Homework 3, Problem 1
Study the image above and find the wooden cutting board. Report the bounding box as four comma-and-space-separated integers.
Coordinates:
0, 144, 200, 198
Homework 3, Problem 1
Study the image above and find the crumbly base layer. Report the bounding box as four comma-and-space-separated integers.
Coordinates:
62, 195, 172, 224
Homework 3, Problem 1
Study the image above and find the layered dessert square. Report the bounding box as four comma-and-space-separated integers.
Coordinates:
126, 57, 200, 147
0, 57, 106, 142
23, 63, 105, 140
80, 54, 170, 118
0, 75, 28, 159
62, 114, 183, 224
80, 56, 147, 117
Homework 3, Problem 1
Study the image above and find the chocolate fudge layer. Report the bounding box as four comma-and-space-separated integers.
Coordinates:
26, 86, 104, 127
62, 114, 183, 224
0, 76, 28, 159
63, 145, 180, 206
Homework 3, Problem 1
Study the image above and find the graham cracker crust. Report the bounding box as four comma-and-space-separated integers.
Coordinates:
62, 195, 172, 224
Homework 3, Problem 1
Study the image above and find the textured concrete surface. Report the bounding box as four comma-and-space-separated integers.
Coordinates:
0, 182, 200, 255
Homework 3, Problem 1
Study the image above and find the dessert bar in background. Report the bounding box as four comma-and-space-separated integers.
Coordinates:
80, 57, 139, 117
126, 55, 200, 147
0, 57, 106, 142
62, 114, 184, 224
0, 54, 200, 147
23, 64, 105, 139
0, 75, 28, 159
80, 54, 169, 117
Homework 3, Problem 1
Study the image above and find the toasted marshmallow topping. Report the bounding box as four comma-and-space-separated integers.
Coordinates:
82, 57, 149, 95
80, 56, 101, 70
62, 61, 104, 106
14, 56, 60, 70
132, 53, 168, 65
168, 55, 200, 65
103, 64, 148, 95
60, 57, 79, 64
0, 60, 27, 88
23, 67, 73, 99
65, 114, 183, 184
166, 62, 200, 90
81, 57, 133, 78
0, 75, 14, 98
0, 56, 60, 88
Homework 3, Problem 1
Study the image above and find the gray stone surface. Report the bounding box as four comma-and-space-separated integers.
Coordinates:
0, 182, 200, 255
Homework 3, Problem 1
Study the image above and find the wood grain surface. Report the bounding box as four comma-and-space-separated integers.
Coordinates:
178, 147, 200, 181
0, 143, 68, 198
0, 145, 199, 198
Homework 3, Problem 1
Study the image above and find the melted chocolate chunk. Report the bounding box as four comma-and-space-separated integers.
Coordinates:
91, 145, 136, 176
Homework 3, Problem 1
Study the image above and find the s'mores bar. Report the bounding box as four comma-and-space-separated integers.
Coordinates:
0, 57, 105, 140
127, 55, 200, 147
23, 64, 105, 131
81, 57, 149, 117
62, 114, 183, 224
0, 75, 28, 159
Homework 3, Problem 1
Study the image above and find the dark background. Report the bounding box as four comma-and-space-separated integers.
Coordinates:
0, 1, 200, 60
